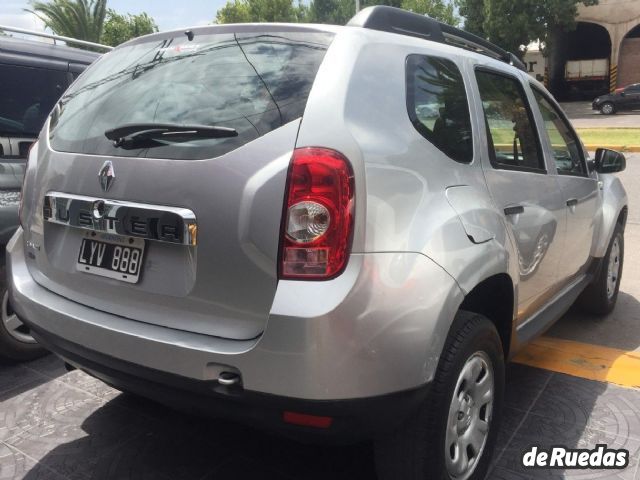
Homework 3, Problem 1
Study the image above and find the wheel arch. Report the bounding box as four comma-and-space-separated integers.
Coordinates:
594, 175, 628, 258
458, 273, 515, 358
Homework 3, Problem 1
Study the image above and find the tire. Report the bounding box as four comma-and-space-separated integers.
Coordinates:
600, 102, 615, 115
0, 265, 48, 363
375, 311, 505, 480
578, 225, 624, 316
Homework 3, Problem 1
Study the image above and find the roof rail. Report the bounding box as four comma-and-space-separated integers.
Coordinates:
0, 25, 112, 51
347, 6, 526, 72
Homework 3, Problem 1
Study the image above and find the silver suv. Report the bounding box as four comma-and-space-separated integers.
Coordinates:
8, 7, 628, 480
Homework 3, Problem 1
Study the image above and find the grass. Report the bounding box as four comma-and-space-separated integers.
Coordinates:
575, 128, 640, 147
490, 127, 640, 148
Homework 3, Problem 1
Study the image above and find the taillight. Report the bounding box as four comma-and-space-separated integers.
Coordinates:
279, 147, 354, 280
19, 141, 36, 228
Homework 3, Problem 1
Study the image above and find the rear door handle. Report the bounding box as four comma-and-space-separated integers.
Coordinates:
566, 198, 578, 207
504, 205, 524, 216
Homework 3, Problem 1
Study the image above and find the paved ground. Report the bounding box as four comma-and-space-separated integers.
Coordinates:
1, 156, 640, 480
560, 101, 640, 128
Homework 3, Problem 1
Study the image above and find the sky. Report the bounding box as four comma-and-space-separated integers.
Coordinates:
0, 0, 228, 34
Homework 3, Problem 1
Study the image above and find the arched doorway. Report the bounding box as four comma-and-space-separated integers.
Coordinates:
564, 22, 611, 99
618, 23, 640, 88
548, 22, 612, 99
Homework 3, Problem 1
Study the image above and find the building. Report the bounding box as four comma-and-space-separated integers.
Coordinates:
524, 0, 640, 98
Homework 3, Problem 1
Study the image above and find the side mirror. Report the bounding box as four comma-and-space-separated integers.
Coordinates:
595, 148, 626, 173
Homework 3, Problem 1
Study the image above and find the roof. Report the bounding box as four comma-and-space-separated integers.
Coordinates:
120, 23, 341, 48
0, 35, 100, 66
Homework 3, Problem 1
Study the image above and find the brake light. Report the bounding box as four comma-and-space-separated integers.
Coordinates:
279, 147, 354, 280
19, 141, 36, 228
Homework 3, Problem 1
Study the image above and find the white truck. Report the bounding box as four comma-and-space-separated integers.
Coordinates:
565, 58, 610, 98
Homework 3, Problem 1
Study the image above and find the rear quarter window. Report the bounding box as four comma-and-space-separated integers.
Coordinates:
49, 30, 335, 160
405, 54, 473, 163
0, 64, 67, 137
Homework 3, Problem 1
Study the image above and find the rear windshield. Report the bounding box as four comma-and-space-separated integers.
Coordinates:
49, 30, 335, 160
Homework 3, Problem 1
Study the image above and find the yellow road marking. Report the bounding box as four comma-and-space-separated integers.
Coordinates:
513, 336, 640, 389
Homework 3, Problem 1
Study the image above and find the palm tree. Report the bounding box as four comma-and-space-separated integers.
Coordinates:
26, 0, 108, 44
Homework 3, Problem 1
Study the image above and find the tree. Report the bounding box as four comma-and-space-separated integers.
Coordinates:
482, 0, 542, 55
290, 0, 457, 26
456, 0, 484, 35
216, 0, 308, 24
361, 0, 403, 8
456, 0, 598, 57
308, 0, 354, 25
400, 0, 458, 25
26, 0, 107, 44
216, 0, 253, 23
102, 9, 158, 46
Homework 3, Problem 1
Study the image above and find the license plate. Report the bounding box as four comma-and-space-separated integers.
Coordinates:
76, 232, 145, 284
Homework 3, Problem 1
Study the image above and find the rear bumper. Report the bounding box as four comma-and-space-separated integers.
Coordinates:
8, 226, 462, 437
31, 326, 429, 441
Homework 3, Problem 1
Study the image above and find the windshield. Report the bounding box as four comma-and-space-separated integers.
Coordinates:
49, 29, 335, 160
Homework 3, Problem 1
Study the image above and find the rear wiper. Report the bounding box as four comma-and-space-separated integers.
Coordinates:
105, 123, 238, 149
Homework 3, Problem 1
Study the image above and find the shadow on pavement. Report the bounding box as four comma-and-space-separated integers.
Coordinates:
8, 361, 638, 479
17, 392, 375, 480
548, 291, 640, 352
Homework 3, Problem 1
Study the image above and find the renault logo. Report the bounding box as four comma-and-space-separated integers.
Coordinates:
98, 161, 115, 192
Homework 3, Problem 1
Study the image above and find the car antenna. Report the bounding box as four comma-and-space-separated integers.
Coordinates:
185, 30, 194, 41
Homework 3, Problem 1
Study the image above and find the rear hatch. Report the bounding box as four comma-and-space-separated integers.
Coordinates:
25, 26, 336, 340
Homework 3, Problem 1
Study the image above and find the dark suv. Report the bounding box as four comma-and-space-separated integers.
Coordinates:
0, 34, 100, 361
592, 83, 640, 114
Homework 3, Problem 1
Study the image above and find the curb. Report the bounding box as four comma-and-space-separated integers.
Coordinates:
584, 145, 640, 152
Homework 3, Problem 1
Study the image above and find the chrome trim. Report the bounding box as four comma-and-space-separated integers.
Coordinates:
43, 192, 197, 246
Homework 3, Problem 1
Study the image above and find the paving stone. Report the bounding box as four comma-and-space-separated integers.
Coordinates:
505, 364, 553, 411
491, 466, 536, 480
531, 373, 640, 442
4, 396, 155, 479
496, 407, 528, 453
0, 442, 68, 480
0, 366, 48, 398
202, 457, 293, 480
55, 371, 120, 402
21, 356, 66, 381
0, 381, 96, 442
494, 414, 640, 479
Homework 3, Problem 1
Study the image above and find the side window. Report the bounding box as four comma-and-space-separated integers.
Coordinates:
532, 88, 586, 176
406, 55, 473, 163
475, 70, 545, 172
0, 64, 67, 158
